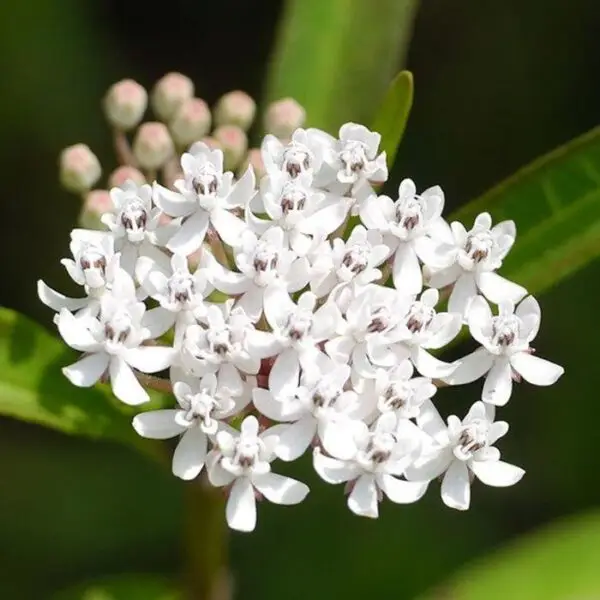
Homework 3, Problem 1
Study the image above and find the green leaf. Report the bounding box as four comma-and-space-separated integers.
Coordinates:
52, 574, 181, 600
0, 307, 167, 460
264, 0, 420, 132
450, 126, 600, 296
417, 510, 600, 600
371, 70, 414, 170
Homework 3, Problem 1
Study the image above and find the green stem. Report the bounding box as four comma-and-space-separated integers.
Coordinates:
184, 477, 230, 600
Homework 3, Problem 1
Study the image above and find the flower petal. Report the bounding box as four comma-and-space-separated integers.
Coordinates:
132, 410, 186, 439
172, 427, 208, 480
226, 477, 257, 532
312, 448, 361, 484
510, 352, 564, 386
482, 357, 513, 406
441, 460, 470, 510
470, 459, 525, 487
411, 347, 457, 378
252, 472, 309, 505
377, 473, 428, 504
166, 210, 209, 256
37, 280, 89, 313
211, 207, 247, 247
109, 356, 149, 405
62, 352, 109, 387
448, 273, 478, 316
477, 271, 527, 305
392, 244, 422, 294
124, 346, 175, 373
276, 417, 317, 461
444, 347, 494, 385
347, 474, 379, 518
57, 309, 101, 352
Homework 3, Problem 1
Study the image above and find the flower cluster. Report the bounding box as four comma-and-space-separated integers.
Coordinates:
41, 78, 564, 532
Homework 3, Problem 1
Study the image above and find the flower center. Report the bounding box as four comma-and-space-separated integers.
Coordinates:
405, 301, 435, 334
465, 231, 494, 263
191, 163, 220, 197
103, 310, 133, 346
282, 144, 312, 178
252, 243, 280, 286
233, 436, 263, 469
339, 140, 368, 177
366, 306, 392, 333
167, 271, 196, 307
119, 198, 148, 241
206, 327, 233, 356
79, 246, 107, 274
340, 244, 369, 276
364, 431, 396, 464
491, 315, 520, 348
455, 419, 489, 460
394, 197, 423, 231
280, 181, 307, 215
380, 382, 412, 411
283, 310, 313, 341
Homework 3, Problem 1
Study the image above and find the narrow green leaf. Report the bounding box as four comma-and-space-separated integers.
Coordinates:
450, 126, 600, 296
0, 308, 167, 460
371, 70, 414, 169
264, 0, 420, 132
52, 574, 181, 600
418, 510, 600, 600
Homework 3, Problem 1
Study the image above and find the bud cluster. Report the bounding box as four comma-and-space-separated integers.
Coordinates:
43, 75, 563, 533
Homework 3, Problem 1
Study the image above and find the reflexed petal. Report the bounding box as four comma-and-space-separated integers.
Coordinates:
153, 183, 196, 217
166, 210, 209, 256
207, 457, 236, 487
57, 309, 101, 352
477, 272, 527, 305
347, 474, 379, 518
470, 459, 525, 487
482, 358, 513, 406
143, 306, 175, 338
377, 474, 428, 504
124, 346, 174, 373
227, 165, 255, 208
276, 417, 316, 461
226, 477, 257, 532
411, 347, 457, 378
172, 427, 208, 480
211, 207, 247, 247
132, 410, 185, 439
37, 280, 89, 313
313, 449, 361, 484
325, 336, 355, 363
109, 356, 149, 405
441, 460, 470, 510
392, 244, 422, 294
252, 472, 309, 505
253, 389, 289, 421
510, 352, 564, 386
62, 352, 109, 387
237, 287, 264, 322
269, 348, 300, 395
448, 273, 478, 316
416, 399, 447, 441
444, 347, 494, 385
207, 259, 250, 295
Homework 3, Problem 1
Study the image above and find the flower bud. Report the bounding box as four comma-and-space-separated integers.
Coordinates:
264, 98, 306, 139
213, 125, 248, 172
103, 79, 147, 131
239, 148, 266, 180
170, 97, 211, 147
214, 90, 256, 131
198, 136, 221, 151
108, 165, 146, 188
151, 72, 194, 121
59, 144, 102, 193
133, 122, 174, 170
79, 189, 112, 229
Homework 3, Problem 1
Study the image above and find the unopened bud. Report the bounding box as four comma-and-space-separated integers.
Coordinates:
103, 79, 147, 131
264, 98, 306, 139
79, 189, 112, 229
197, 136, 221, 151
240, 148, 266, 180
108, 165, 146, 188
59, 144, 102, 193
170, 98, 212, 147
133, 122, 174, 170
151, 72, 194, 121
214, 90, 256, 131
213, 125, 248, 172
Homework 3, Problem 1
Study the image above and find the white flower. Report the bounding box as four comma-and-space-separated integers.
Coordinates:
325, 284, 411, 380
313, 413, 428, 518
180, 300, 278, 379
364, 359, 437, 422
426, 212, 527, 316
38, 231, 119, 318
309, 225, 389, 298
445, 296, 564, 405
136, 251, 212, 343
246, 171, 347, 255
406, 401, 524, 511
253, 351, 367, 461
153, 142, 254, 255
207, 416, 309, 532
100, 180, 180, 272
132, 371, 252, 480
263, 287, 341, 365
206, 227, 310, 322
57, 269, 174, 405
360, 179, 451, 294
389, 288, 461, 378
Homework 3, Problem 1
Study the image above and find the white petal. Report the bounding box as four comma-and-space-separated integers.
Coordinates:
166, 210, 209, 256
441, 460, 470, 510
448, 273, 478, 316
416, 399, 447, 440
269, 348, 300, 395
253, 389, 289, 421
312, 449, 361, 484
109, 356, 149, 405
37, 280, 89, 313
405, 451, 452, 482
482, 358, 513, 406
377, 473, 428, 504
444, 347, 494, 385
470, 460, 525, 487
477, 272, 527, 305
57, 309, 101, 352
510, 352, 564, 386
124, 346, 174, 373
172, 427, 208, 480
236, 287, 264, 322
226, 478, 257, 532
207, 258, 250, 295
411, 347, 457, 378
252, 472, 309, 505
142, 307, 175, 339
276, 417, 316, 461
392, 244, 422, 294
347, 474, 379, 518
132, 410, 186, 439
211, 207, 247, 247
62, 352, 109, 387
153, 183, 196, 217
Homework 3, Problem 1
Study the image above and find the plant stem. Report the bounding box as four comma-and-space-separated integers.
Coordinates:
184, 477, 231, 600
113, 128, 138, 167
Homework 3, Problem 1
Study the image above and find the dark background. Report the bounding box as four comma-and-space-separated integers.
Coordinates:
0, 0, 598, 598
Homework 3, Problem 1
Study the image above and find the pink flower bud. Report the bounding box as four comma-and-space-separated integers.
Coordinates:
79, 189, 112, 229
59, 144, 102, 193
170, 97, 212, 147
151, 72, 194, 121
108, 165, 147, 188
264, 98, 306, 139
103, 79, 147, 131
214, 90, 256, 131
133, 122, 174, 170
213, 125, 248, 171
240, 148, 266, 180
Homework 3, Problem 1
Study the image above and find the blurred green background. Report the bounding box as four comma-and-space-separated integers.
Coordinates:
1, 0, 599, 598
